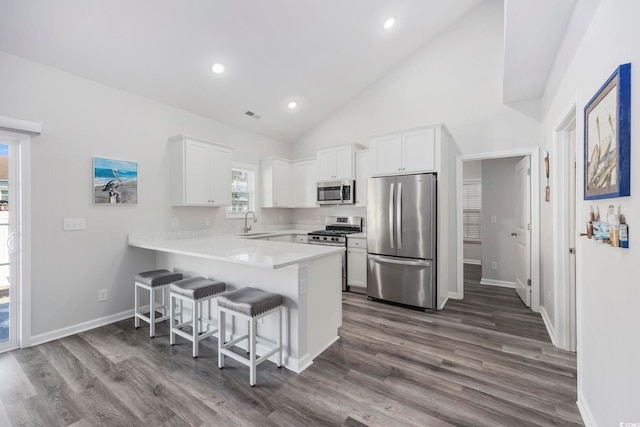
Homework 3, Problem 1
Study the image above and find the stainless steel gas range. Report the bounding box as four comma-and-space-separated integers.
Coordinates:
307, 216, 363, 291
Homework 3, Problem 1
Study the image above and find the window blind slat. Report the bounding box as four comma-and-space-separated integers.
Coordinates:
463, 181, 482, 240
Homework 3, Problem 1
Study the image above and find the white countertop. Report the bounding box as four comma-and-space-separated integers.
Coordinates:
128, 231, 344, 269
349, 232, 367, 239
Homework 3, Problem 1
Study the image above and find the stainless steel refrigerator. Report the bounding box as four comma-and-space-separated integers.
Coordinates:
367, 173, 436, 310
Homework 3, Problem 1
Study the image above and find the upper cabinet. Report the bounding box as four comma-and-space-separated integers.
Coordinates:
261, 157, 319, 208
317, 144, 355, 180
369, 126, 436, 176
261, 157, 292, 208
170, 135, 232, 206
291, 159, 318, 208
355, 150, 370, 207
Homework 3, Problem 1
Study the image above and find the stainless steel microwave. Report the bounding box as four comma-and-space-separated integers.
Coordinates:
317, 180, 355, 205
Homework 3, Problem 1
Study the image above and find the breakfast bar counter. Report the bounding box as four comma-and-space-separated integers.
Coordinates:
128, 231, 343, 373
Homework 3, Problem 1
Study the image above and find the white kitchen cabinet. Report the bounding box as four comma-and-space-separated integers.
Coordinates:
347, 237, 367, 293
261, 157, 292, 208
170, 135, 232, 206
317, 144, 355, 180
369, 126, 436, 176
291, 159, 318, 208
355, 150, 370, 207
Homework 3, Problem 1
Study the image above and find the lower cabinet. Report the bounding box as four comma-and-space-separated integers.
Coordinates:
347, 237, 367, 293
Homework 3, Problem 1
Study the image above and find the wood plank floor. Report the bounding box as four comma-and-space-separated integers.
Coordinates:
0, 268, 582, 426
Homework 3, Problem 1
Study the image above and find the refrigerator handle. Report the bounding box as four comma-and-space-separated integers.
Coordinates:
368, 254, 431, 267
396, 182, 402, 249
389, 182, 395, 249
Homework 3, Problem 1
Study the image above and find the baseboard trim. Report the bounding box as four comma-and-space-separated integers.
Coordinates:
448, 291, 461, 300
438, 296, 449, 310
479, 278, 516, 289
30, 309, 134, 347
576, 390, 595, 427
539, 306, 557, 346
463, 259, 481, 265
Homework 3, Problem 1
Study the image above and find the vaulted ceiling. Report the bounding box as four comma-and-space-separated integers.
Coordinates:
0, 0, 576, 142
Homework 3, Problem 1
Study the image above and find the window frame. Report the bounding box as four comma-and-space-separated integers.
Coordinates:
463, 178, 482, 243
226, 162, 257, 219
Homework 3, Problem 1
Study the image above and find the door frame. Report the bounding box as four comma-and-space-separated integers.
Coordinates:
553, 102, 578, 351
0, 116, 39, 349
455, 147, 541, 312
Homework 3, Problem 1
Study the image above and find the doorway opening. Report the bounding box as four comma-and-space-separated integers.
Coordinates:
0, 121, 35, 353
456, 148, 541, 312
0, 143, 10, 344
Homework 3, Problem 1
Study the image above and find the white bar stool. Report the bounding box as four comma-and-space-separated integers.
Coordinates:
169, 276, 226, 358
217, 287, 283, 386
134, 269, 183, 338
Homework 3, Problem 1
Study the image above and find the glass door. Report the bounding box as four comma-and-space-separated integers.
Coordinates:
0, 141, 17, 351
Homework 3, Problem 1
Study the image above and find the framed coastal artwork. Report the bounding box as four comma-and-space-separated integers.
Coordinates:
584, 63, 631, 200
93, 157, 138, 204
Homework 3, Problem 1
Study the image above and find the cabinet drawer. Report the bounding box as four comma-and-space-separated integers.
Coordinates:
347, 238, 366, 248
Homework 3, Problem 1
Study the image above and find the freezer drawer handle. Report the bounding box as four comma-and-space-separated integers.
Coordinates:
389, 183, 395, 249
368, 254, 431, 267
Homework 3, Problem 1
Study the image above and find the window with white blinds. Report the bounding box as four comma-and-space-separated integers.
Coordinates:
463, 179, 482, 242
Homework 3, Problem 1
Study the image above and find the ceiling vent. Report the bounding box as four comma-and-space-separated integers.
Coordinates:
245, 110, 262, 120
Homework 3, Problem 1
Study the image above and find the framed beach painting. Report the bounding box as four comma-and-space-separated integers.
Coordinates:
93, 157, 138, 204
584, 63, 631, 200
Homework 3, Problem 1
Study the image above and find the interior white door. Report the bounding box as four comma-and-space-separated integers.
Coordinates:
514, 157, 531, 307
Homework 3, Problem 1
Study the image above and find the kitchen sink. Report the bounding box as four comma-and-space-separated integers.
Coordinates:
235, 231, 271, 237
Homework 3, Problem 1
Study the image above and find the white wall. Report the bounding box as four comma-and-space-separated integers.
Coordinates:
480, 157, 521, 284
0, 51, 292, 338
289, 0, 541, 161
541, 0, 640, 424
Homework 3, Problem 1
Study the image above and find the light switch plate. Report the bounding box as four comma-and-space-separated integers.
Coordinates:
63, 218, 86, 231
490, 215, 497, 224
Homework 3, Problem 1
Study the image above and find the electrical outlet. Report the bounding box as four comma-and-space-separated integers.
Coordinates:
491, 261, 498, 270
206, 217, 212, 226
63, 218, 86, 231
171, 218, 178, 227
490, 215, 497, 224
98, 289, 108, 302
299, 278, 307, 295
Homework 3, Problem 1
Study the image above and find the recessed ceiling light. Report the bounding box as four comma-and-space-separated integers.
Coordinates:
383, 17, 395, 30
287, 101, 298, 109
211, 63, 225, 74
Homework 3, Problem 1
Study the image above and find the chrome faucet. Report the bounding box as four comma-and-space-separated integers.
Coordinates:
243, 211, 257, 233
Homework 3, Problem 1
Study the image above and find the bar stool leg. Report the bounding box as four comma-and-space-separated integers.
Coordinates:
218, 310, 225, 368
149, 287, 156, 338
249, 318, 257, 386
277, 308, 282, 368
162, 286, 168, 317
192, 299, 200, 358
134, 284, 140, 328
169, 294, 176, 346
179, 299, 184, 324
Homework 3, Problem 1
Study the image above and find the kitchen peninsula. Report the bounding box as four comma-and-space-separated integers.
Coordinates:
128, 231, 343, 373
